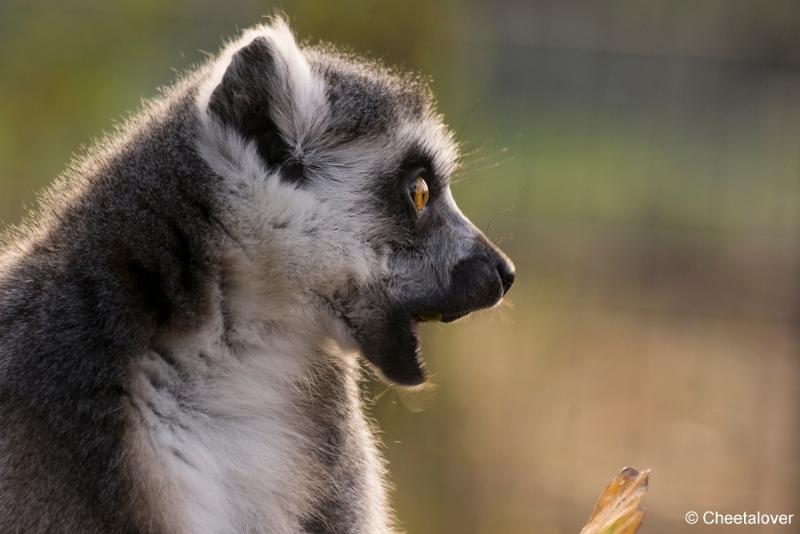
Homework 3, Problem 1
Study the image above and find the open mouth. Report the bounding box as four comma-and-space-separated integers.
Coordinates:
325, 281, 509, 387
327, 304, 477, 387
363, 303, 495, 385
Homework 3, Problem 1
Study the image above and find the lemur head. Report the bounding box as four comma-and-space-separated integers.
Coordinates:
196, 19, 514, 386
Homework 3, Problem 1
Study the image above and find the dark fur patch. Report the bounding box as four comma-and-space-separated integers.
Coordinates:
0, 78, 220, 532
308, 46, 430, 143
209, 37, 301, 182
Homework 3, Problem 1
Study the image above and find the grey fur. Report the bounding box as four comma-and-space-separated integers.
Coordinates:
0, 19, 513, 533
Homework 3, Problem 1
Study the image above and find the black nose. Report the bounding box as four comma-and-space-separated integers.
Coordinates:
497, 259, 515, 295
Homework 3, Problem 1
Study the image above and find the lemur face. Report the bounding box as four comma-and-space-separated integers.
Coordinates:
198, 20, 514, 385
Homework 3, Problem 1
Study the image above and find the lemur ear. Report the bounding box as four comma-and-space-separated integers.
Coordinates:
208, 36, 292, 170
209, 37, 274, 129
206, 22, 323, 179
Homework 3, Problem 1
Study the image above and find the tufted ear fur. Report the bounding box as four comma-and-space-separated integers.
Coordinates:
201, 20, 326, 181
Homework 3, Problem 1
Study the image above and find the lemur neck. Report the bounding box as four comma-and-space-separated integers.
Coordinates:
126, 274, 392, 533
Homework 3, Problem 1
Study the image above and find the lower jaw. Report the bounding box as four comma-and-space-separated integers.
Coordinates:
441, 311, 471, 323
414, 310, 471, 324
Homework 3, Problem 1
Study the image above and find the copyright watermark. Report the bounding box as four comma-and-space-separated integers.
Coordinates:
685, 510, 794, 526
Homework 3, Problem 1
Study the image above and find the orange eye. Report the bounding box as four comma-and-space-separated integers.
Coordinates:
413, 176, 429, 214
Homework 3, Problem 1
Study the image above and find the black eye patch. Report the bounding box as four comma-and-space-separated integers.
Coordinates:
395, 150, 441, 191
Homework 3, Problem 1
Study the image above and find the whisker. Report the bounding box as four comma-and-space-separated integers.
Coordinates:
483, 206, 514, 244
457, 144, 485, 161
494, 301, 515, 325
491, 231, 515, 246
458, 146, 509, 168
372, 386, 392, 404
453, 160, 511, 183
484, 206, 515, 237
456, 98, 481, 141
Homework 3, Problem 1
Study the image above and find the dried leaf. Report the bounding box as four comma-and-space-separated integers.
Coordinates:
580, 467, 650, 534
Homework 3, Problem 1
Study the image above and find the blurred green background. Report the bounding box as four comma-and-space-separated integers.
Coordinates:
1, 1, 798, 532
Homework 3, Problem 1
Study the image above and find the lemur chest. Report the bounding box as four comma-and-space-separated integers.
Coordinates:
125, 317, 383, 534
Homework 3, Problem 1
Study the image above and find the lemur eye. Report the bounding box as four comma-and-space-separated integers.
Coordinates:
411, 176, 430, 215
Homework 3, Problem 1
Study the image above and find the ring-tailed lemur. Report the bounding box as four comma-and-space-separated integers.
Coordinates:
0, 19, 514, 533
